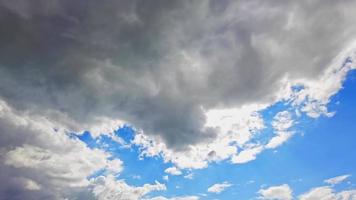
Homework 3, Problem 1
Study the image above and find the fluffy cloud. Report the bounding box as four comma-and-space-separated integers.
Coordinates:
258, 184, 293, 200
207, 181, 232, 194
266, 111, 294, 149
298, 175, 355, 200
91, 175, 166, 200
132, 104, 267, 168
0, 98, 127, 199
299, 186, 356, 200
259, 176, 356, 200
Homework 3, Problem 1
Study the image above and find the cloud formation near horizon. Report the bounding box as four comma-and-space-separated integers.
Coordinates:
259, 175, 355, 200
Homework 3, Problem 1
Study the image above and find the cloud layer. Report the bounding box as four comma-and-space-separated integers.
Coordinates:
1, 0, 356, 199
1, 0, 356, 148
260, 175, 356, 200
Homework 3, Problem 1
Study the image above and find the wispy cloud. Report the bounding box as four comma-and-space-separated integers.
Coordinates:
207, 181, 232, 194
324, 174, 351, 185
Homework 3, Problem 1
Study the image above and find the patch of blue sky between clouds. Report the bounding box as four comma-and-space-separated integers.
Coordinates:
73, 64, 356, 199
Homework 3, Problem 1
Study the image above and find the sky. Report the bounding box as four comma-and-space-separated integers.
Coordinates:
0, 0, 356, 200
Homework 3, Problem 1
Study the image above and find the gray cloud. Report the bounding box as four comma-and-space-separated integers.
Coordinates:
0, 99, 124, 199
0, 1, 356, 198
1, 0, 356, 148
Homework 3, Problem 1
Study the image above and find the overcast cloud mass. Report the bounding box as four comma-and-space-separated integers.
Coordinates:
0, 0, 356, 199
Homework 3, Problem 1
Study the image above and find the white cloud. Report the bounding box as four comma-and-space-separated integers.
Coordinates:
184, 173, 194, 180
258, 184, 293, 200
258, 177, 356, 200
292, 43, 356, 118
231, 146, 264, 164
0, 98, 126, 199
133, 105, 267, 169
324, 174, 351, 185
145, 196, 200, 200
246, 180, 255, 185
91, 175, 166, 200
299, 186, 335, 200
4, 144, 118, 187
265, 132, 294, 149
165, 167, 183, 176
105, 159, 124, 174
272, 111, 294, 132
132, 175, 142, 180
207, 181, 232, 194
163, 175, 169, 181
298, 186, 356, 200
266, 111, 294, 149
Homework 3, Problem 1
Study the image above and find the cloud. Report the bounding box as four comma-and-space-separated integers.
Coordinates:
145, 196, 200, 200
1, 0, 356, 198
4, 144, 122, 187
324, 174, 351, 185
298, 186, 356, 200
132, 175, 142, 180
258, 177, 356, 200
163, 175, 169, 181
184, 173, 194, 180
0, 0, 356, 150
271, 111, 294, 132
91, 175, 166, 200
165, 167, 183, 176
231, 145, 264, 164
266, 111, 294, 149
0, 99, 123, 199
258, 184, 293, 200
132, 105, 267, 169
207, 181, 232, 194
14, 178, 41, 191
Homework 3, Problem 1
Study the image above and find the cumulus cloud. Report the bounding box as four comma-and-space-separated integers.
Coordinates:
258, 184, 293, 200
0, 96, 154, 200
0, 99, 124, 199
91, 175, 166, 200
299, 186, 356, 200
259, 177, 356, 200
207, 181, 232, 194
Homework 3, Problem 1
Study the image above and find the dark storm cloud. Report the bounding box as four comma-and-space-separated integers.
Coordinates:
0, 0, 356, 148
